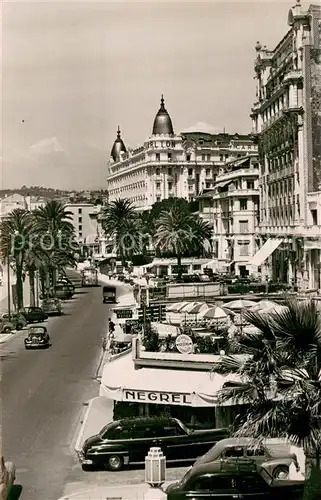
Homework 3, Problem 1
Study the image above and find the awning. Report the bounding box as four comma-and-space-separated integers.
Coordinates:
250, 238, 283, 267
215, 180, 233, 189
100, 352, 239, 407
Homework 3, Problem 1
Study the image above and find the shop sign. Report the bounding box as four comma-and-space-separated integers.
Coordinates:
175, 334, 193, 354
115, 309, 133, 319
123, 389, 192, 405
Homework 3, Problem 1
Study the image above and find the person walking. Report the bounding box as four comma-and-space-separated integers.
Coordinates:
108, 318, 115, 337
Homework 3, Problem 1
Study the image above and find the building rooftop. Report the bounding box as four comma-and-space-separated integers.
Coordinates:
152, 95, 174, 136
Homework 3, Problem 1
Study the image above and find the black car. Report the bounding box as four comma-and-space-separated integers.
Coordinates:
166, 461, 305, 499
79, 416, 228, 471
24, 326, 50, 349
21, 307, 48, 323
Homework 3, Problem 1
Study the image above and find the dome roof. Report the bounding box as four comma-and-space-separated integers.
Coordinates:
111, 126, 127, 162
152, 95, 174, 136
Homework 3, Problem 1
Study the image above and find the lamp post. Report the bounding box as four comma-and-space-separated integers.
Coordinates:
7, 253, 11, 322
144, 447, 166, 500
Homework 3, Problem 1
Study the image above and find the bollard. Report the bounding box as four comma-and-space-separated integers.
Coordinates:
144, 447, 167, 500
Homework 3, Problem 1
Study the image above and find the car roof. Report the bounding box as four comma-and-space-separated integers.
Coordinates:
186, 461, 259, 478
211, 438, 257, 450
112, 416, 174, 427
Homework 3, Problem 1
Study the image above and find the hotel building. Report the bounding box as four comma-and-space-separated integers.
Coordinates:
199, 154, 260, 276
250, 1, 321, 290
107, 96, 257, 211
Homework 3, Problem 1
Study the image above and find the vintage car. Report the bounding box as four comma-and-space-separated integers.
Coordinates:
166, 461, 305, 499
193, 437, 300, 479
0, 455, 16, 500
20, 306, 48, 323
24, 326, 50, 349
41, 298, 62, 316
79, 416, 228, 471
102, 286, 117, 304
0, 312, 27, 331
0, 318, 14, 334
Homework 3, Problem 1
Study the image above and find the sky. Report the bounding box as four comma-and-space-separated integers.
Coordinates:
0, 0, 308, 190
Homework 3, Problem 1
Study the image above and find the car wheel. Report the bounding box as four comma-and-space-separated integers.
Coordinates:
25, 346, 29, 350
105, 455, 124, 471
272, 465, 289, 479
16, 323, 23, 330
3, 327, 12, 333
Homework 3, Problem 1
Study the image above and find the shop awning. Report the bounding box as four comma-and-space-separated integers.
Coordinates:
99, 352, 239, 407
250, 238, 283, 267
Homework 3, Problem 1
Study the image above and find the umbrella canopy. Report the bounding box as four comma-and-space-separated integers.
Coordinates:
200, 306, 228, 320
183, 302, 211, 314
259, 304, 288, 315
175, 301, 192, 312
224, 299, 257, 311
250, 300, 279, 311
167, 302, 185, 312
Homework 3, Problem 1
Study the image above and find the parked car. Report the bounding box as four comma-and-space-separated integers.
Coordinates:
20, 306, 48, 323
193, 438, 300, 479
0, 318, 14, 334
24, 326, 50, 349
0, 312, 27, 331
79, 416, 228, 471
41, 298, 62, 316
166, 461, 305, 499
0, 455, 16, 500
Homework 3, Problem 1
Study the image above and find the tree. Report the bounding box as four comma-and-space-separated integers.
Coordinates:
0, 209, 34, 309
33, 200, 75, 287
154, 207, 212, 278
215, 299, 321, 490
100, 199, 138, 267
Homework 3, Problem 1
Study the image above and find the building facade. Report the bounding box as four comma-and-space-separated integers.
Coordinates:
107, 96, 257, 211
64, 203, 101, 247
0, 193, 45, 220
199, 154, 260, 276
250, 2, 321, 290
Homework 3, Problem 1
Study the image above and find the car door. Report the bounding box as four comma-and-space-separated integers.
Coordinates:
128, 422, 157, 464
158, 421, 195, 463
184, 474, 240, 499
235, 474, 272, 499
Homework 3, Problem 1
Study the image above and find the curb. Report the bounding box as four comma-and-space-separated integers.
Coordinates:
74, 399, 95, 453
57, 482, 149, 500
0, 332, 14, 344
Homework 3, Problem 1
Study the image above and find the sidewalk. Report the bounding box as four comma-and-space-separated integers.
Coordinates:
58, 482, 150, 499
74, 396, 113, 453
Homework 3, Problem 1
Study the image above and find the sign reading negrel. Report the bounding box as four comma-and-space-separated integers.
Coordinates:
123, 390, 192, 405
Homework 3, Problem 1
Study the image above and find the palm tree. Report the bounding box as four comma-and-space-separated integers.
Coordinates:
0, 209, 34, 310
100, 199, 138, 267
215, 299, 321, 486
154, 207, 212, 278
33, 200, 75, 287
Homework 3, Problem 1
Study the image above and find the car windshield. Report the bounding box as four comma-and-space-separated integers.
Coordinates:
29, 328, 45, 335
174, 419, 189, 435
99, 422, 115, 437
177, 467, 194, 487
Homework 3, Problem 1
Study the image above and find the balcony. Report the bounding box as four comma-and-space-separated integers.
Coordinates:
283, 70, 303, 84
216, 168, 259, 182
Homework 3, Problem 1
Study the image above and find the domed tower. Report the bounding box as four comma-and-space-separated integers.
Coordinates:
152, 95, 174, 136
110, 126, 127, 162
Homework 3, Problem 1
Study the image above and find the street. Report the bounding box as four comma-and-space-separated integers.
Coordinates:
1, 275, 127, 500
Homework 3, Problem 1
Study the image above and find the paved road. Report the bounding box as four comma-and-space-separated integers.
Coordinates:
1, 272, 127, 500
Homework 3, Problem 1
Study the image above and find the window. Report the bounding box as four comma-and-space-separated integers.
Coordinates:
239, 198, 248, 210
186, 154, 191, 161
311, 209, 318, 225
202, 154, 205, 161
238, 240, 250, 256
78, 208, 82, 214
246, 446, 265, 457
247, 181, 254, 189
168, 153, 172, 162
156, 182, 161, 190
206, 182, 211, 189
78, 224, 82, 231
168, 182, 173, 191
131, 425, 154, 439
105, 425, 131, 440
156, 196, 161, 202
79, 232, 82, 238
239, 220, 249, 233
78, 217, 82, 223
236, 475, 268, 493
156, 167, 160, 176
155, 424, 185, 438
191, 475, 235, 492
223, 446, 244, 458
156, 153, 160, 161
220, 154, 223, 161
206, 169, 211, 177
207, 154, 211, 161
193, 264, 202, 270
168, 167, 172, 176
188, 168, 193, 176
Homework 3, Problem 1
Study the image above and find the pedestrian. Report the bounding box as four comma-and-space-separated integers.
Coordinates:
108, 318, 115, 336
